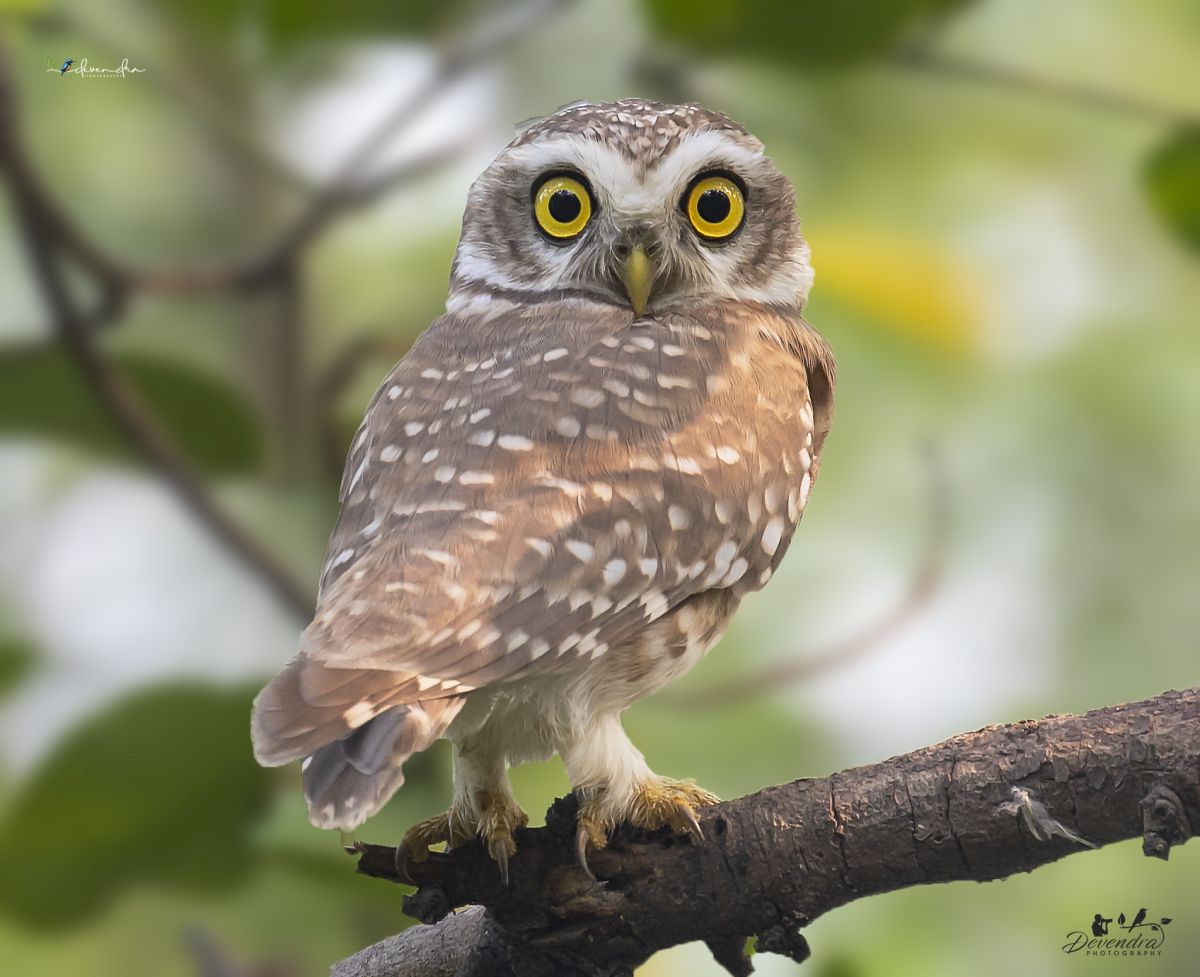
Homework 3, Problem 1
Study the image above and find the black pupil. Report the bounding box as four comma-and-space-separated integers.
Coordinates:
697, 187, 731, 224
548, 188, 582, 224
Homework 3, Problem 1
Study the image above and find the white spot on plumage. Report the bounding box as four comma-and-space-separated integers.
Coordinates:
498, 434, 534, 451
470, 408, 491, 423
764, 483, 782, 513
641, 589, 669, 621
404, 421, 425, 436
421, 368, 443, 380
602, 558, 627, 584
714, 499, 733, 524
723, 558, 749, 585
799, 472, 812, 506
556, 415, 582, 437
543, 347, 569, 362
379, 445, 401, 463
570, 387, 605, 408
460, 471, 494, 485
657, 374, 694, 390
716, 446, 741, 464
434, 466, 456, 483
343, 701, 375, 729
387, 385, 403, 400
668, 505, 691, 530
761, 517, 785, 556
421, 548, 457, 566
565, 539, 596, 562
468, 429, 495, 446
332, 548, 355, 567
422, 448, 440, 463
526, 537, 552, 558
506, 629, 530, 652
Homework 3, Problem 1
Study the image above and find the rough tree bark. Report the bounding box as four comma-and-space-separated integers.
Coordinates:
334, 688, 1197, 977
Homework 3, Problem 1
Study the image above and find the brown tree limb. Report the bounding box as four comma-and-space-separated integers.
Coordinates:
335, 686, 1198, 977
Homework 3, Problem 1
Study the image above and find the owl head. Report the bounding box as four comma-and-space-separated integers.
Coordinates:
448, 99, 813, 317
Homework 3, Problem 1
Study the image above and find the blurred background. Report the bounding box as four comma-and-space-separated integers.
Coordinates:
0, 0, 1197, 974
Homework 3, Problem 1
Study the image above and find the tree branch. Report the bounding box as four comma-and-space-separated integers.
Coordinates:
336, 687, 1198, 977
0, 43, 316, 620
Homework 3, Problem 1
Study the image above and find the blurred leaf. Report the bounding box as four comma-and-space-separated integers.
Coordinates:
642, 0, 972, 67
0, 638, 35, 698
169, 0, 474, 42
0, 343, 262, 475
806, 224, 984, 356
1144, 127, 1200, 253
0, 683, 270, 929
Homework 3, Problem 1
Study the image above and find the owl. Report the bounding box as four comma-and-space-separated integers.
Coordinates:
251, 99, 834, 880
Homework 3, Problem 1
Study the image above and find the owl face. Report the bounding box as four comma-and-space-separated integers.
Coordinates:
448, 100, 813, 316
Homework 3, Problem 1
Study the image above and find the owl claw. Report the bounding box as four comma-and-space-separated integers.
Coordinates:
574, 823, 596, 880
476, 789, 526, 885
679, 804, 704, 845
395, 811, 456, 883
628, 777, 719, 843
492, 841, 511, 886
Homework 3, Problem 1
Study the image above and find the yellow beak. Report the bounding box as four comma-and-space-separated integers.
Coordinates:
619, 246, 654, 317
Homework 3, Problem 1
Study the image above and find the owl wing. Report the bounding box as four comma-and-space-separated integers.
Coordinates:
252, 301, 833, 765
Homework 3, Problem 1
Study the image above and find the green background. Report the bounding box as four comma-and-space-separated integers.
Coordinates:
0, 0, 1197, 975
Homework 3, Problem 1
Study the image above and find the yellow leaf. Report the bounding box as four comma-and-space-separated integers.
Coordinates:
807, 224, 986, 357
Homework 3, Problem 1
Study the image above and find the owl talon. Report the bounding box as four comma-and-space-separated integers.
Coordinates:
679, 804, 704, 844
476, 789, 527, 884
492, 841, 511, 886
574, 823, 596, 880
628, 777, 719, 842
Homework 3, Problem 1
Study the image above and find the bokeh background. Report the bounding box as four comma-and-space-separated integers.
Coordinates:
0, 0, 1198, 974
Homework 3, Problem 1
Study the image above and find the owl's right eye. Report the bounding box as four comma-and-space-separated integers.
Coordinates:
533, 174, 593, 240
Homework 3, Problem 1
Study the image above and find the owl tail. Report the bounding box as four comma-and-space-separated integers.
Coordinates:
251, 654, 464, 830
301, 699, 463, 830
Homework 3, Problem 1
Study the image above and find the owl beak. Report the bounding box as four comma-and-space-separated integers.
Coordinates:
619, 245, 655, 317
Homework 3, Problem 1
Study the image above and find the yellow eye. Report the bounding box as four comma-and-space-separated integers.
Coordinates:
685, 174, 745, 240
533, 175, 592, 239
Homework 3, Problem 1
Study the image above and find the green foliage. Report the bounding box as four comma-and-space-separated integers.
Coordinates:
165, 0, 474, 43
0, 639, 35, 699
0, 343, 262, 476
641, 0, 971, 67
0, 684, 270, 929
1144, 127, 1200, 252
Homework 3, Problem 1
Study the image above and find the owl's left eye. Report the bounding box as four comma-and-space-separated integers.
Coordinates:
533, 174, 593, 240
684, 173, 746, 241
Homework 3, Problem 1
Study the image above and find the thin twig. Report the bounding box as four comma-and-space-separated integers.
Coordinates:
892, 45, 1200, 128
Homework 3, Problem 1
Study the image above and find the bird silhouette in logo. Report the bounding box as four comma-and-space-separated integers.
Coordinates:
58, 58, 73, 75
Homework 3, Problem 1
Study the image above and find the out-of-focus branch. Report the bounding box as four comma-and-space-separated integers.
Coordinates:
0, 43, 315, 621
0, 0, 568, 621
892, 45, 1200, 128
676, 445, 948, 707
337, 687, 1199, 977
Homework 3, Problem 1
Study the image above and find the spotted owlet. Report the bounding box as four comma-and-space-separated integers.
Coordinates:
251, 99, 834, 878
